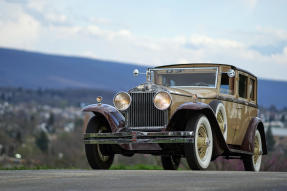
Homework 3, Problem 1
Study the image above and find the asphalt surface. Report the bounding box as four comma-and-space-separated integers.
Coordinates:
0, 170, 286, 191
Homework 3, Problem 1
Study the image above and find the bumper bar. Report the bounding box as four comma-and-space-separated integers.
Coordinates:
83, 131, 194, 144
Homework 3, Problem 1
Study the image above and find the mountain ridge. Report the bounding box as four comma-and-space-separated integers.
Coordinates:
0, 47, 286, 108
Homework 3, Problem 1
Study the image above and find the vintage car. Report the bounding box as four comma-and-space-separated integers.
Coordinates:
82, 63, 267, 171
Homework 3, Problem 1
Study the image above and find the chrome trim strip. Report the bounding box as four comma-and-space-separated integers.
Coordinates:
84, 138, 194, 144
84, 131, 193, 138
83, 131, 194, 144
217, 96, 258, 108
128, 126, 166, 130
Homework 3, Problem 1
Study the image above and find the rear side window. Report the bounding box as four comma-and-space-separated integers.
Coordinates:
238, 74, 248, 99
220, 73, 234, 95
249, 78, 255, 101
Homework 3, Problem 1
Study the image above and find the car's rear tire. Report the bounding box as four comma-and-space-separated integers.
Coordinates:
242, 129, 263, 172
85, 116, 114, 169
161, 155, 181, 170
184, 114, 213, 170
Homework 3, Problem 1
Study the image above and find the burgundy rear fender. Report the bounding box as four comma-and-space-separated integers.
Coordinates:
241, 117, 267, 154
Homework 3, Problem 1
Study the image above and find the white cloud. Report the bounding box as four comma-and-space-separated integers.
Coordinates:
0, 1, 40, 49
189, 35, 244, 49
85, 25, 132, 41
243, 0, 259, 9
271, 47, 287, 65
0, 0, 287, 81
45, 13, 68, 24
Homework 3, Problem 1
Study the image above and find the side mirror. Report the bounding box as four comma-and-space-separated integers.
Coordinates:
133, 69, 139, 76
227, 69, 235, 78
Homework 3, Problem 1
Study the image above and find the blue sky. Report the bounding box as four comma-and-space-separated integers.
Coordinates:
1, 0, 287, 80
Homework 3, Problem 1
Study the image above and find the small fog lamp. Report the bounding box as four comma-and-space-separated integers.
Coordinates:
97, 96, 103, 104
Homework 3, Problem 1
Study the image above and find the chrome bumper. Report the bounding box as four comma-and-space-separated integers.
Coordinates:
83, 131, 194, 144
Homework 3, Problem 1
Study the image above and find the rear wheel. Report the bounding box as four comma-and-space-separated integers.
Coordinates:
184, 114, 213, 170
161, 155, 181, 170
85, 116, 114, 169
242, 130, 262, 172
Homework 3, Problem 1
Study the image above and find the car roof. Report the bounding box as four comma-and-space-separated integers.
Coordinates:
154, 63, 257, 79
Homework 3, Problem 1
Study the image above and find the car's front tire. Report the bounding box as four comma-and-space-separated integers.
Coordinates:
161, 155, 181, 170
85, 116, 114, 169
242, 129, 263, 172
184, 114, 213, 170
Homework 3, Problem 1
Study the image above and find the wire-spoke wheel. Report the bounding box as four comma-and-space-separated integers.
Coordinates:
161, 155, 181, 170
242, 129, 263, 172
85, 116, 114, 169
185, 114, 213, 170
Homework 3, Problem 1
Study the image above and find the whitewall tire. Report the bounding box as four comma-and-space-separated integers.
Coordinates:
242, 129, 263, 172
185, 114, 213, 170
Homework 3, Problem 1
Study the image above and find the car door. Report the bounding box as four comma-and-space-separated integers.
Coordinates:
218, 66, 237, 145
232, 72, 250, 145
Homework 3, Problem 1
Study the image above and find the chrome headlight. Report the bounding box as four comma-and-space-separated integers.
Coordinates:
153, 91, 172, 110
113, 92, 131, 111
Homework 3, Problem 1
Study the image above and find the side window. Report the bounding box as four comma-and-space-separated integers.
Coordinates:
238, 74, 248, 99
220, 73, 234, 95
249, 78, 255, 101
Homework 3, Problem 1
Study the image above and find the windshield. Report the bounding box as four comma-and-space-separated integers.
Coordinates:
151, 67, 218, 88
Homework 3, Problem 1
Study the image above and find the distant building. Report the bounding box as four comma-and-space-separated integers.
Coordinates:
264, 121, 287, 137
264, 121, 284, 129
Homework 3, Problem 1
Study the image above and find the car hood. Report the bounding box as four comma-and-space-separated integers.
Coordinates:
129, 83, 216, 98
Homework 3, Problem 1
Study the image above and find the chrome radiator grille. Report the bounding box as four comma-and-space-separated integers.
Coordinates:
126, 92, 168, 127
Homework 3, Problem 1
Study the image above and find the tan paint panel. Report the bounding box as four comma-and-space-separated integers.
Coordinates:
160, 64, 258, 146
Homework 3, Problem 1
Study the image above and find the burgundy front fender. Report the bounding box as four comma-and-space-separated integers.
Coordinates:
167, 102, 229, 157
82, 104, 125, 132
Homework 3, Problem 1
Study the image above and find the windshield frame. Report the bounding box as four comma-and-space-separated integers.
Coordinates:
149, 67, 219, 89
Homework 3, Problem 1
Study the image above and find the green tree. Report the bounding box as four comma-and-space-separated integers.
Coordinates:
35, 131, 49, 153
266, 126, 275, 152
47, 113, 55, 133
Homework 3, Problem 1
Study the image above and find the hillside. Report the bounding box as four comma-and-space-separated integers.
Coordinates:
0, 47, 286, 108
0, 48, 147, 91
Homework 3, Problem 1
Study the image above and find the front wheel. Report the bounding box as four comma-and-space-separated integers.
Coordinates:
242, 129, 263, 172
161, 155, 181, 170
184, 114, 213, 170
85, 116, 114, 169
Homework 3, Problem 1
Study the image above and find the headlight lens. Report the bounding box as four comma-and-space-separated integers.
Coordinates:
113, 92, 131, 111
153, 91, 172, 110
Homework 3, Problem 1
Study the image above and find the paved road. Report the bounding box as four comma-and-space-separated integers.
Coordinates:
0, 170, 286, 191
